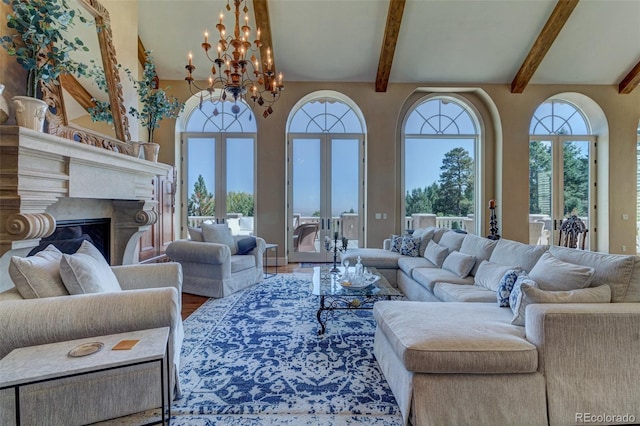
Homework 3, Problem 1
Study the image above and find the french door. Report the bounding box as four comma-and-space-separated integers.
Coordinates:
529, 136, 596, 249
287, 134, 364, 262
183, 133, 256, 233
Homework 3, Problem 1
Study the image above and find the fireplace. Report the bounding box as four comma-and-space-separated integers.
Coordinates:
0, 126, 173, 292
28, 219, 111, 262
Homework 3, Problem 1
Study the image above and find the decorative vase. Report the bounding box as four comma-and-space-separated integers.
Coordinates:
141, 142, 160, 162
12, 96, 47, 131
0, 84, 9, 125
129, 141, 143, 159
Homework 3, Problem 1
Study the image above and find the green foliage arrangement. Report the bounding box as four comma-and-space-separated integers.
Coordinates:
405, 147, 474, 218
1, 0, 90, 97
187, 175, 255, 218
89, 51, 184, 143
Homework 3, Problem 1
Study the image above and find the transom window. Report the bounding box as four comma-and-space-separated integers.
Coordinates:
530, 100, 590, 135
289, 98, 363, 133
185, 97, 256, 132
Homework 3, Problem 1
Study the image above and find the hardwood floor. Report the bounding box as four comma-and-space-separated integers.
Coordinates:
181, 263, 319, 320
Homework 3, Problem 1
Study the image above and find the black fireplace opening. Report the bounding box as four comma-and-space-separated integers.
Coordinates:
28, 218, 111, 262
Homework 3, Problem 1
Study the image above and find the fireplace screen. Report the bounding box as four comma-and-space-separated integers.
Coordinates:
28, 218, 111, 262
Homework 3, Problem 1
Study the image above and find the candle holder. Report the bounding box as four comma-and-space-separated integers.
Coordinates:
487, 203, 501, 240
325, 234, 348, 273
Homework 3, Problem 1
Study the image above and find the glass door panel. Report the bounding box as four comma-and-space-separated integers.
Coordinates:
186, 137, 217, 226
226, 137, 255, 235
291, 138, 322, 258
529, 140, 552, 245
529, 138, 593, 248
331, 138, 360, 248
562, 140, 590, 249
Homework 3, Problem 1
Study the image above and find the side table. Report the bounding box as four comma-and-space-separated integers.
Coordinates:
0, 327, 171, 425
264, 243, 278, 278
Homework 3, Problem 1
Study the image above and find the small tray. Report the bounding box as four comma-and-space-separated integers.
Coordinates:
68, 342, 104, 357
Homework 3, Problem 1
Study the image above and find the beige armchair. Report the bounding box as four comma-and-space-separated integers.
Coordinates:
0, 262, 184, 426
166, 235, 266, 298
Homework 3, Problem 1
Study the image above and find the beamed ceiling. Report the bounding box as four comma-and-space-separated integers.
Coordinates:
137, 0, 640, 94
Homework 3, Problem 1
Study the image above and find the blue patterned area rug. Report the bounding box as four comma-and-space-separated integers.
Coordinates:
116, 274, 403, 425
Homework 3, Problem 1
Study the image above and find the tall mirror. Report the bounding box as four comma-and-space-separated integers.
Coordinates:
42, 0, 131, 153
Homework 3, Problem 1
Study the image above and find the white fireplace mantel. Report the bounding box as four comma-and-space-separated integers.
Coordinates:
0, 126, 172, 269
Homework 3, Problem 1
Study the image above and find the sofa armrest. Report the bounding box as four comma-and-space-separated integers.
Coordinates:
111, 262, 182, 292
525, 303, 640, 425
166, 239, 231, 265
383, 239, 391, 250
0, 287, 180, 359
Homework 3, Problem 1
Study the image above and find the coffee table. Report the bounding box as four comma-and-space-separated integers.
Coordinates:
311, 266, 402, 335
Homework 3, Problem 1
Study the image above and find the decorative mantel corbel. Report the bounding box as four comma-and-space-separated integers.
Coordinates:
113, 202, 159, 265
0, 213, 57, 258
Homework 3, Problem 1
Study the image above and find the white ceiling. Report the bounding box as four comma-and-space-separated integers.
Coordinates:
138, 0, 640, 88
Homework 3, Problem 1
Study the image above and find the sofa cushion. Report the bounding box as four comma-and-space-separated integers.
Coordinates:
341, 248, 403, 269
431, 227, 449, 243
373, 301, 538, 374
497, 269, 525, 307
438, 231, 466, 253
236, 236, 257, 255
512, 283, 611, 326
549, 245, 637, 302
202, 222, 238, 254
230, 255, 256, 272
424, 240, 449, 267
9, 245, 68, 299
188, 227, 204, 242
489, 239, 547, 272
60, 241, 122, 294
510, 275, 539, 325
432, 283, 497, 302
412, 267, 474, 292
442, 251, 476, 278
397, 256, 436, 277
474, 260, 520, 292
390, 234, 403, 253
400, 235, 421, 257
528, 252, 595, 291
412, 227, 436, 256
460, 234, 498, 276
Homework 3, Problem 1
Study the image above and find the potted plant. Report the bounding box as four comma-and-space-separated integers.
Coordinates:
89, 51, 183, 161
1, 0, 90, 131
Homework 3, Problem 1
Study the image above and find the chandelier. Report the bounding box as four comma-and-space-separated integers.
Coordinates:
185, 0, 284, 118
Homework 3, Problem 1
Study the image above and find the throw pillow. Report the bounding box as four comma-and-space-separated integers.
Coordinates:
237, 236, 257, 255
390, 234, 403, 253
60, 240, 121, 294
400, 235, 421, 257
509, 275, 539, 325
202, 222, 238, 254
474, 261, 521, 292
188, 226, 204, 242
9, 245, 68, 299
412, 228, 436, 256
424, 240, 449, 267
496, 269, 525, 307
528, 252, 595, 291
441, 251, 476, 278
512, 283, 612, 327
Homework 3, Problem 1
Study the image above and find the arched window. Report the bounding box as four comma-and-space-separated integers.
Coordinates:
286, 93, 365, 262
402, 96, 480, 233
182, 92, 257, 235
529, 99, 595, 249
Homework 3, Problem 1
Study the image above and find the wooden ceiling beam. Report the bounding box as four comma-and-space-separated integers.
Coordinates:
253, 0, 276, 89
511, 0, 579, 93
619, 59, 640, 94
375, 0, 406, 93
138, 36, 147, 67
59, 74, 96, 111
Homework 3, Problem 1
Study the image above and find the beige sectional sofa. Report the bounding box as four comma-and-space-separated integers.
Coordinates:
342, 228, 640, 426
